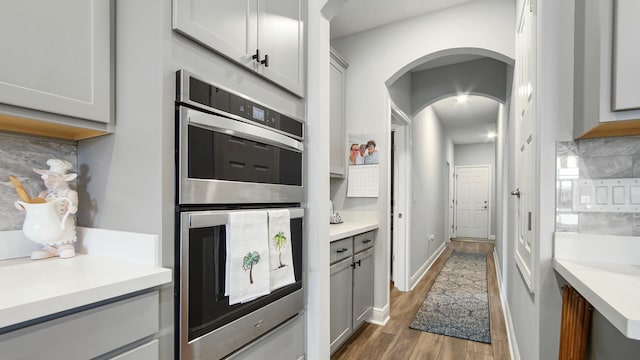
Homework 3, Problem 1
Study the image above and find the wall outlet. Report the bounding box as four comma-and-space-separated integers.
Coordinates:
429, 234, 434, 241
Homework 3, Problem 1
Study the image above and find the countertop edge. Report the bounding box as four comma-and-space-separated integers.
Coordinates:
553, 258, 637, 339
0, 257, 172, 330
329, 222, 379, 242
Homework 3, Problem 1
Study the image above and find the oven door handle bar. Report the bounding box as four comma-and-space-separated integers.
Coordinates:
188, 208, 304, 229
188, 109, 304, 152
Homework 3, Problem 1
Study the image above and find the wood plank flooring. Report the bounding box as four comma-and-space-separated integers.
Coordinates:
331, 240, 510, 360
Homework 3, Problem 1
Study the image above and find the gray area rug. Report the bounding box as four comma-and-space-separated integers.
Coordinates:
409, 251, 491, 343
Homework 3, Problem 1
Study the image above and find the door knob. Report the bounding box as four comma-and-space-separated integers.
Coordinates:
511, 188, 520, 198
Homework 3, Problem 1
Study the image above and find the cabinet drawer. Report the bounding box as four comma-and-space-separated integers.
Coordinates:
330, 237, 353, 264
109, 339, 158, 360
353, 231, 375, 253
0, 291, 159, 360
227, 313, 305, 360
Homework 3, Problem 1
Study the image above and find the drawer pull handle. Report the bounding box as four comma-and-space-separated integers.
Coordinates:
336, 248, 348, 253
362, 239, 372, 244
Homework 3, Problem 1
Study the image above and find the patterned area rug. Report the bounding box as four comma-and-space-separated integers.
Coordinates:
409, 251, 491, 343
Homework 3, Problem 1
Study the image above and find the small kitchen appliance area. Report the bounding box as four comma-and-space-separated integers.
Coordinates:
174, 70, 305, 359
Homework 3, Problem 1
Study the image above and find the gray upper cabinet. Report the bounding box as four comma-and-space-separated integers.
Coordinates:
330, 48, 348, 177
612, 0, 640, 111
574, 0, 640, 139
0, 0, 113, 128
173, 0, 305, 97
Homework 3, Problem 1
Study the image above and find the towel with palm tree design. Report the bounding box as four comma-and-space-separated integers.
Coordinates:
225, 211, 270, 305
268, 209, 295, 290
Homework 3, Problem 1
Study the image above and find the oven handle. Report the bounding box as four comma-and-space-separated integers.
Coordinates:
187, 109, 304, 153
188, 208, 304, 229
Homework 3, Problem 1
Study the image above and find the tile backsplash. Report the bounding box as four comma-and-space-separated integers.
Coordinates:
556, 135, 640, 236
0, 132, 77, 231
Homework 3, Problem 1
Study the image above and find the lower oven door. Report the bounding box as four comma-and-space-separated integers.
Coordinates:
178, 207, 304, 360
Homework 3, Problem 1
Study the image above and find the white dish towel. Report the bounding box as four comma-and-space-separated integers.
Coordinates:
225, 211, 271, 305
267, 209, 295, 291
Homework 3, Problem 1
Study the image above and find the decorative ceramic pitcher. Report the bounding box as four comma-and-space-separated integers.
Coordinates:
17, 198, 72, 245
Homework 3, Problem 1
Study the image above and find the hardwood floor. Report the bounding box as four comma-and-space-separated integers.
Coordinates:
331, 240, 510, 360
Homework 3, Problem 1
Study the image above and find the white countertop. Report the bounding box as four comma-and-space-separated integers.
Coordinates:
553, 232, 640, 339
0, 228, 172, 330
329, 211, 379, 242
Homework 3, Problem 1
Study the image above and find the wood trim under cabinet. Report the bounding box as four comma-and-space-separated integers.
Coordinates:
0, 113, 108, 140
577, 118, 640, 139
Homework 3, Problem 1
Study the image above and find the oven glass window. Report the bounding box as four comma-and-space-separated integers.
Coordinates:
188, 125, 302, 186
187, 218, 303, 341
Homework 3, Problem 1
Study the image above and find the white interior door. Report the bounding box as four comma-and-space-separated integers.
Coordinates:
455, 166, 490, 238
513, 0, 537, 293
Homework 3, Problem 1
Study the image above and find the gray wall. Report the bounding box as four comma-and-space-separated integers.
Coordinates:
454, 142, 497, 237
387, 71, 412, 116
411, 58, 507, 116
410, 106, 454, 278
332, 0, 514, 315
556, 136, 640, 359
0, 132, 77, 231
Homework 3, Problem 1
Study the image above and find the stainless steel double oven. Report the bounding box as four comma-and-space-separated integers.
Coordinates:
175, 70, 304, 359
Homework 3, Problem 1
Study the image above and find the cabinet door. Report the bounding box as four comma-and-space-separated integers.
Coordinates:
330, 257, 353, 354
258, 0, 305, 96
0, 0, 112, 124
352, 248, 374, 331
330, 52, 346, 177
173, 0, 258, 69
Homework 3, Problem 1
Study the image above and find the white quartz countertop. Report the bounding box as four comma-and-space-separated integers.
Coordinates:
329, 212, 379, 242
553, 232, 640, 339
0, 228, 172, 330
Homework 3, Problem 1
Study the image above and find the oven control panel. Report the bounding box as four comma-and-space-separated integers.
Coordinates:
178, 71, 303, 140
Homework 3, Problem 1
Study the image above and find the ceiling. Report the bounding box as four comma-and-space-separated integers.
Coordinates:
431, 95, 499, 144
330, 0, 473, 39
331, 0, 500, 145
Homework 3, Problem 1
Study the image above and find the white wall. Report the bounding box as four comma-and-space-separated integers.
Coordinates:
331, 0, 514, 320
454, 142, 497, 237
410, 107, 454, 279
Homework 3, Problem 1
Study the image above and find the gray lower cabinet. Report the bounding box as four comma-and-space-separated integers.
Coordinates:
227, 312, 306, 360
0, 291, 159, 360
0, 0, 113, 132
172, 0, 305, 97
330, 256, 354, 353
352, 247, 374, 331
329, 231, 375, 354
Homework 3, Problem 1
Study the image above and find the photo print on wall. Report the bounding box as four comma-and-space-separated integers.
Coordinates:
347, 133, 379, 197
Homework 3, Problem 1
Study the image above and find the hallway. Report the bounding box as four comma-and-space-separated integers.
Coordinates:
331, 240, 510, 360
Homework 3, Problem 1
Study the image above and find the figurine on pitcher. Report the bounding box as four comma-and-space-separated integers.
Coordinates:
15, 159, 78, 259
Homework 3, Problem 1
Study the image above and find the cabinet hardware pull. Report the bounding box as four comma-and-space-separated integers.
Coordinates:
362, 239, 372, 243
252, 49, 260, 62
356, 260, 361, 267
351, 263, 356, 269
336, 248, 348, 253
260, 54, 269, 67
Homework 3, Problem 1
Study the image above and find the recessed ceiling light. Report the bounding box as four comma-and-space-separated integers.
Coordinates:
456, 94, 468, 103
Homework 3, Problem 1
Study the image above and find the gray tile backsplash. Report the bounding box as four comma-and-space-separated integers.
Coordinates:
0, 132, 77, 231
557, 135, 640, 236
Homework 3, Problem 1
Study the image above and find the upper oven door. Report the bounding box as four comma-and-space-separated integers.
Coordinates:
178, 107, 304, 205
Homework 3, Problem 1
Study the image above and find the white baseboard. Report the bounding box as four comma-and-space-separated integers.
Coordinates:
368, 304, 389, 326
493, 249, 520, 360
409, 243, 446, 291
